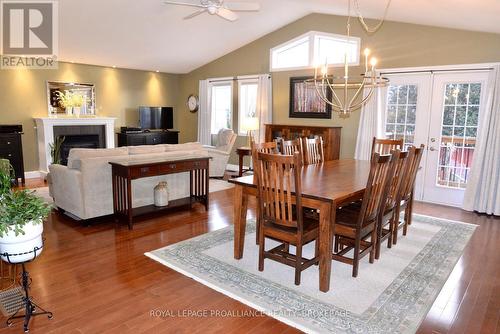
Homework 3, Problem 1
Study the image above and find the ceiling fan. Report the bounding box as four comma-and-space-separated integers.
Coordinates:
163, 0, 260, 21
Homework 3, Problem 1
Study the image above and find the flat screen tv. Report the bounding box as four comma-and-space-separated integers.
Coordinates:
139, 106, 173, 130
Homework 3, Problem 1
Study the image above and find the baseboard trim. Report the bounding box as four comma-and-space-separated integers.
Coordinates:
25, 171, 47, 179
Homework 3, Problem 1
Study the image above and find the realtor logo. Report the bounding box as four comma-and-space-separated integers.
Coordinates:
1, 0, 58, 69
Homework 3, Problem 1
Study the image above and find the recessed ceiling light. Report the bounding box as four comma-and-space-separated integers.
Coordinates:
156, 70, 159, 73
112, 65, 116, 68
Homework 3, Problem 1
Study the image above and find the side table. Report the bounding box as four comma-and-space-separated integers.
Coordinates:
236, 147, 252, 177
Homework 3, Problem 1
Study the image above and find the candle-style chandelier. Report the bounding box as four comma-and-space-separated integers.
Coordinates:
308, 0, 391, 117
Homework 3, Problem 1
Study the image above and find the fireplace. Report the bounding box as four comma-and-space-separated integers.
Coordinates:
58, 134, 100, 165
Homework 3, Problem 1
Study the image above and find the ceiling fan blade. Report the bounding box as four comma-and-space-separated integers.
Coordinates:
163, 1, 205, 8
217, 7, 238, 21
183, 9, 207, 19
224, 2, 260, 11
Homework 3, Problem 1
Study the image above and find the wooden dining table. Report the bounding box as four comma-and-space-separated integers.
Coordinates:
228, 159, 371, 292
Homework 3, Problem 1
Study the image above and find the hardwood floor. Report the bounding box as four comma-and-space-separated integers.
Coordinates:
1, 181, 498, 333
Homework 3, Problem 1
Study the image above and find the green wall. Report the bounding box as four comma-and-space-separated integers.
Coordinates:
0, 62, 179, 171
176, 13, 500, 163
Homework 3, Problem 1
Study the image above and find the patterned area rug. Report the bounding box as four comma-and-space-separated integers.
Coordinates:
145, 214, 476, 334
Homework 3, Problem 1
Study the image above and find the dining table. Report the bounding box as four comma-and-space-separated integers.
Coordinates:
228, 159, 371, 292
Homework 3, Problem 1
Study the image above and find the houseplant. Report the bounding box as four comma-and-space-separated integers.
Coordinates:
0, 167, 52, 263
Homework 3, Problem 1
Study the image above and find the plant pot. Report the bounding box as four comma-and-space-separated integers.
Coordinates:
0, 220, 43, 263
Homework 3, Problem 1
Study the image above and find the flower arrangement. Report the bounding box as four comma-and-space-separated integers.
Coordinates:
56, 90, 85, 108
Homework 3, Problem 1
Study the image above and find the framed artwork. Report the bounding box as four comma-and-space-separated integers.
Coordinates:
289, 76, 332, 119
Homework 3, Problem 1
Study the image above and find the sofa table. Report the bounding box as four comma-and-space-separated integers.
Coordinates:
110, 156, 210, 229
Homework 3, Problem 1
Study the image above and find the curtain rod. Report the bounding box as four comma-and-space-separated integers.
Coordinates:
208, 75, 271, 83
381, 68, 494, 75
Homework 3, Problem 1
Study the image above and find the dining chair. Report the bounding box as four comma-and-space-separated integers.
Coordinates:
332, 151, 398, 277
372, 137, 403, 155
302, 137, 325, 165
251, 141, 279, 154
393, 144, 425, 244
375, 148, 414, 259
279, 138, 303, 158
253, 150, 319, 285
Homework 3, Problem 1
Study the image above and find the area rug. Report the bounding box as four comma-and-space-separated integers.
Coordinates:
145, 214, 476, 334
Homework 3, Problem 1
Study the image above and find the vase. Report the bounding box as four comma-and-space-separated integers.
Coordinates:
154, 181, 169, 207
73, 107, 81, 117
65, 107, 73, 116
0, 220, 44, 263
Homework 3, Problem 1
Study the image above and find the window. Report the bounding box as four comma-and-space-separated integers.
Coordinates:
238, 79, 258, 135
270, 31, 360, 72
210, 82, 233, 134
385, 84, 418, 148
437, 83, 482, 189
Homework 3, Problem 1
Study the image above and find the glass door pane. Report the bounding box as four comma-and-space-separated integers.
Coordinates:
385, 84, 418, 148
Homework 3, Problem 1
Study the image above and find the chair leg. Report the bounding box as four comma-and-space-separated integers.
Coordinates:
294, 242, 302, 285
369, 228, 376, 263
255, 219, 260, 245
375, 219, 382, 260
314, 239, 319, 265
352, 235, 360, 277
334, 235, 339, 253
258, 230, 265, 272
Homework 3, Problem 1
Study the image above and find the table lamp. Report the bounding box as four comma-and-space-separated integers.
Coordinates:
243, 117, 259, 147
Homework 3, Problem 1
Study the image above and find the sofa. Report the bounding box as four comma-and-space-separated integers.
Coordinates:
48, 142, 208, 220
205, 128, 237, 177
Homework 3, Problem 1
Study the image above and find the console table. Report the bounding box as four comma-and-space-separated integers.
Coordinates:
110, 156, 209, 229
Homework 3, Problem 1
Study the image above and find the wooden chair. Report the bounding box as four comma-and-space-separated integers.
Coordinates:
332, 151, 398, 277
372, 137, 403, 155
253, 151, 319, 285
302, 137, 325, 165
251, 141, 279, 154
393, 144, 425, 244
375, 149, 414, 259
279, 138, 303, 158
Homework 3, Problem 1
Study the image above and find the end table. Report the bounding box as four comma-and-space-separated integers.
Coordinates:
236, 146, 252, 177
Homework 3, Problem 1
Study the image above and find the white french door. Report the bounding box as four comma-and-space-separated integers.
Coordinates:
422, 72, 489, 206
383, 69, 490, 207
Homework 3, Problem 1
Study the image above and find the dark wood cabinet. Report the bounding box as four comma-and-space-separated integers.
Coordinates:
117, 131, 179, 147
264, 124, 341, 161
0, 127, 25, 185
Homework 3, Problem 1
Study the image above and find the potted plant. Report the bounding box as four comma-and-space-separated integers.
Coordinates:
0, 168, 52, 263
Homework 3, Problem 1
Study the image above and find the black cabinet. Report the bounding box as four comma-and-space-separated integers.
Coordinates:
117, 131, 179, 147
0, 125, 25, 185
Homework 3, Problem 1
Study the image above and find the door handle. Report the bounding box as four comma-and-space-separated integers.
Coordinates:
429, 147, 436, 151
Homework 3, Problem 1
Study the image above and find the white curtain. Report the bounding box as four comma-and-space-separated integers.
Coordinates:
255, 74, 273, 143
463, 65, 500, 215
354, 86, 388, 160
197, 79, 212, 145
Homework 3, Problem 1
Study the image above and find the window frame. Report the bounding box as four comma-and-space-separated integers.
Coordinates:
209, 80, 234, 135
237, 78, 259, 136
269, 31, 360, 72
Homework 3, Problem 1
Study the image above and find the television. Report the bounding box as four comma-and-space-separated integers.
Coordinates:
139, 106, 173, 130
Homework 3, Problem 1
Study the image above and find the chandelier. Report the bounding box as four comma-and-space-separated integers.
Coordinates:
309, 0, 391, 117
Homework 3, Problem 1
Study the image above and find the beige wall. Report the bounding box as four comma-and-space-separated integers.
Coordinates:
177, 13, 500, 163
0, 62, 179, 171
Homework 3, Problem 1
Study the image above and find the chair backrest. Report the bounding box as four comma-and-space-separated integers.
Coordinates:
303, 137, 325, 165
253, 151, 303, 230
280, 138, 303, 157
252, 141, 279, 154
401, 144, 425, 201
216, 128, 237, 153
357, 151, 398, 227
372, 137, 403, 155
385, 149, 413, 212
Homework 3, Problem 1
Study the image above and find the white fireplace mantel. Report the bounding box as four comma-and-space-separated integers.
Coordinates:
34, 117, 116, 174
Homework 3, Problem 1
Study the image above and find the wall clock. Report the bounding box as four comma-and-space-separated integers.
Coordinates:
186, 94, 199, 113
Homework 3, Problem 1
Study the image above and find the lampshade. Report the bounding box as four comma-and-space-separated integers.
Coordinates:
242, 117, 259, 131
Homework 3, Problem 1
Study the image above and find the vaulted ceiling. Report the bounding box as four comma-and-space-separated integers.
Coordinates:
59, 0, 499, 73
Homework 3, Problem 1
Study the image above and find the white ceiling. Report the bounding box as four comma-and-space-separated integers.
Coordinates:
59, 0, 500, 73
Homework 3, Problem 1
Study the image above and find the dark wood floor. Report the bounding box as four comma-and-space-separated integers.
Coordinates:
1, 180, 498, 333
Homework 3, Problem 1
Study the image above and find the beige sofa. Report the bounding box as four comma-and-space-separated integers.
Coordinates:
48, 143, 208, 220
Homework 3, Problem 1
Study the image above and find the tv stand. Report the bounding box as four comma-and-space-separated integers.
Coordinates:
117, 130, 179, 147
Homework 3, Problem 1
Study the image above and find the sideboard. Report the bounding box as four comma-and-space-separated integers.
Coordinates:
264, 124, 341, 161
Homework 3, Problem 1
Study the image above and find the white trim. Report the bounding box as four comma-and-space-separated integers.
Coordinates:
24, 171, 43, 179
380, 62, 498, 75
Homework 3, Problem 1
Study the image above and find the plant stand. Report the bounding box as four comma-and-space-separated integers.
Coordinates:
1, 246, 53, 332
